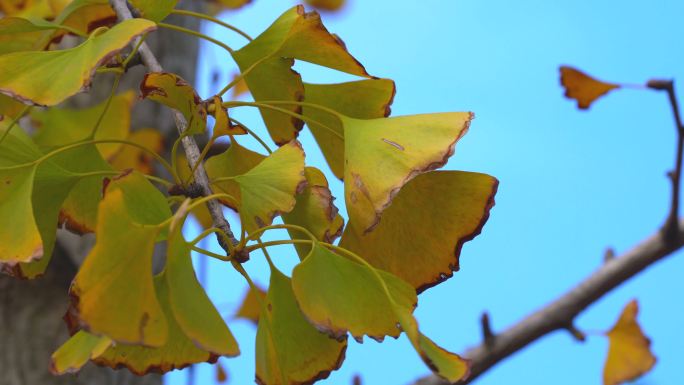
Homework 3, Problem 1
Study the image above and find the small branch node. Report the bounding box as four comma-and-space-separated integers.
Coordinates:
480, 311, 495, 347
564, 323, 586, 342
603, 247, 615, 263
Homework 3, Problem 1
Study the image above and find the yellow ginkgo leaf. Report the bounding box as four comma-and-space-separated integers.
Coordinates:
560, 66, 620, 110
305, 0, 345, 11
0, 18, 155, 106
108, 128, 164, 174
211, 96, 247, 138
130, 0, 178, 22
229, 72, 249, 99
207, 0, 251, 12
50, 330, 112, 375
0, 0, 69, 18
603, 300, 657, 385
55, 0, 117, 35
340, 171, 497, 292
141, 72, 207, 135
234, 284, 267, 324
343, 112, 472, 233
303, 79, 395, 179
0, 16, 59, 55
256, 265, 347, 385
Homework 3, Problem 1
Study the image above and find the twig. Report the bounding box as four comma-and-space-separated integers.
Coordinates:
109, 0, 243, 259
413, 218, 684, 385
479, 312, 495, 348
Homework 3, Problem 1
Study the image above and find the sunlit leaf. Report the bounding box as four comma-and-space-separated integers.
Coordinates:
234, 284, 266, 324
340, 171, 497, 292
560, 66, 620, 110
603, 300, 657, 385
70, 171, 170, 346
305, 0, 345, 11
108, 128, 164, 174
303, 79, 395, 179
343, 112, 472, 232
256, 265, 346, 385
291, 243, 416, 341
31, 91, 135, 159
130, 0, 178, 22
0, 18, 155, 106
141, 72, 207, 135
49, 330, 112, 375
211, 96, 247, 138
232, 5, 370, 144
282, 167, 344, 259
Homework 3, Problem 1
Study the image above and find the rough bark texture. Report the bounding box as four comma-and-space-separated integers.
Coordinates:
0, 2, 203, 384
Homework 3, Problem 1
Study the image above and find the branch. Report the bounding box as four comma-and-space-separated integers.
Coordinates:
109, 0, 244, 259
413, 219, 684, 385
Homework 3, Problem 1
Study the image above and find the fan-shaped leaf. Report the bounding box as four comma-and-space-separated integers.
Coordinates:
141, 72, 206, 135
340, 171, 497, 292
234, 284, 266, 324
108, 128, 164, 174
50, 330, 112, 375
560, 66, 619, 110
0, 16, 60, 54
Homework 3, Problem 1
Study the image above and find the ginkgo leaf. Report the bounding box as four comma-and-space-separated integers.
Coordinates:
343, 112, 472, 232
49, 330, 112, 375
95, 273, 223, 374
70, 172, 171, 346
603, 300, 657, 385
229, 72, 249, 99
0, 94, 27, 118
141, 72, 207, 135
0, 251, 52, 279
166, 207, 239, 357
31, 90, 135, 159
305, 0, 345, 11
560, 66, 620, 110
340, 171, 497, 292
55, 0, 117, 35
0, 16, 59, 54
108, 128, 164, 174
211, 96, 247, 138
282, 167, 344, 259
207, 0, 251, 11
232, 5, 370, 144
0, 0, 69, 18
303, 79, 395, 179
234, 284, 266, 324
291, 243, 416, 341
256, 265, 347, 385
130, 0, 178, 22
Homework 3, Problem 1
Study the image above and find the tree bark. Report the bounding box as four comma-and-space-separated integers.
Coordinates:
0, 2, 202, 384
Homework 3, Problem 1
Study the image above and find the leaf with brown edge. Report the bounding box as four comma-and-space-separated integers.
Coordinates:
560, 66, 620, 110
130, 0, 178, 22
94, 273, 222, 375
232, 5, 370, 144
343, 112, 472, 233
0, 18, 155, 106
291, 243, 416, 342
166, 202, 239, 357
303, 79, 396, 179
211, 96, 247, 138
54, 0, 117, 35
340, 171, 497, 292
108, 128, 164, 174
283, 167, 344, 260
70, 171, 171, 346
31, 90, 135, 159
305, 0, 345, 11
256, 265, 347, 385
141, 72, 207, 135
50, 330, 112, 375
603, 300, 656, 385
234, 284, 266, 324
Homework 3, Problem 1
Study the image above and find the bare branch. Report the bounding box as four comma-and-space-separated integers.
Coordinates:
413, 219, 684, 385
109, 0, 244, 259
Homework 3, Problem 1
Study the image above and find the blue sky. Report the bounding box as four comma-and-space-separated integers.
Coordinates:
166, 1, 684, 384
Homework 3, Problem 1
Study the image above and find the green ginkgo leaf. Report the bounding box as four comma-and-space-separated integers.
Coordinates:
32, 90, 135, 159
166, 205, 239, 357
0, 18, 155, 106
0, 94, 27, 118
342, 112, 473, 232
141, 72, 207, 135
282, 167, 344, 259
302, 79, 395, 179
256, 265, 347, 385
130, 0, 178, 22
70, 172, 170, 346
291, 243, 416, 341
0, 16, 60, 54
50, 330, 112, 375
232, 5, 370, 144
340, 171, 498, 292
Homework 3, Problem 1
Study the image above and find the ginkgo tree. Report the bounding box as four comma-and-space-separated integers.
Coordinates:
0, 1, 671, 385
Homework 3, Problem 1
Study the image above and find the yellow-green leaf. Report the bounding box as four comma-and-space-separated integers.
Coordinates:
0, 18, 155, 106
303, 79, 395, 179
211, 96, 247, 138
340, 171, 497, 292
560, 66, 620, 110
603, 300, 657, 385
343, 112, 473, 232
31, 90, 135, 159
50, 330, 112, 375
234, 284, 266, 324
291, 243, 416, 341
256, 265, 346, 385
130, 0, 178, 22
0, 16, 58, 54
141, 72, 207, 135
305, 0, 345, 11
70, 172, 170, 346
55, 0, 117, 35
232, 5, 370, 144
108, 128, 164, 174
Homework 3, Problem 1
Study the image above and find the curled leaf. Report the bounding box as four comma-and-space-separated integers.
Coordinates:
603, 300, 656, 385
560, 66, 620, 110
141, 72, 207, 135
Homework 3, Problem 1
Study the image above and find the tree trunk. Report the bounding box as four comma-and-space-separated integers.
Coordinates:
0, 2, 203, 384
